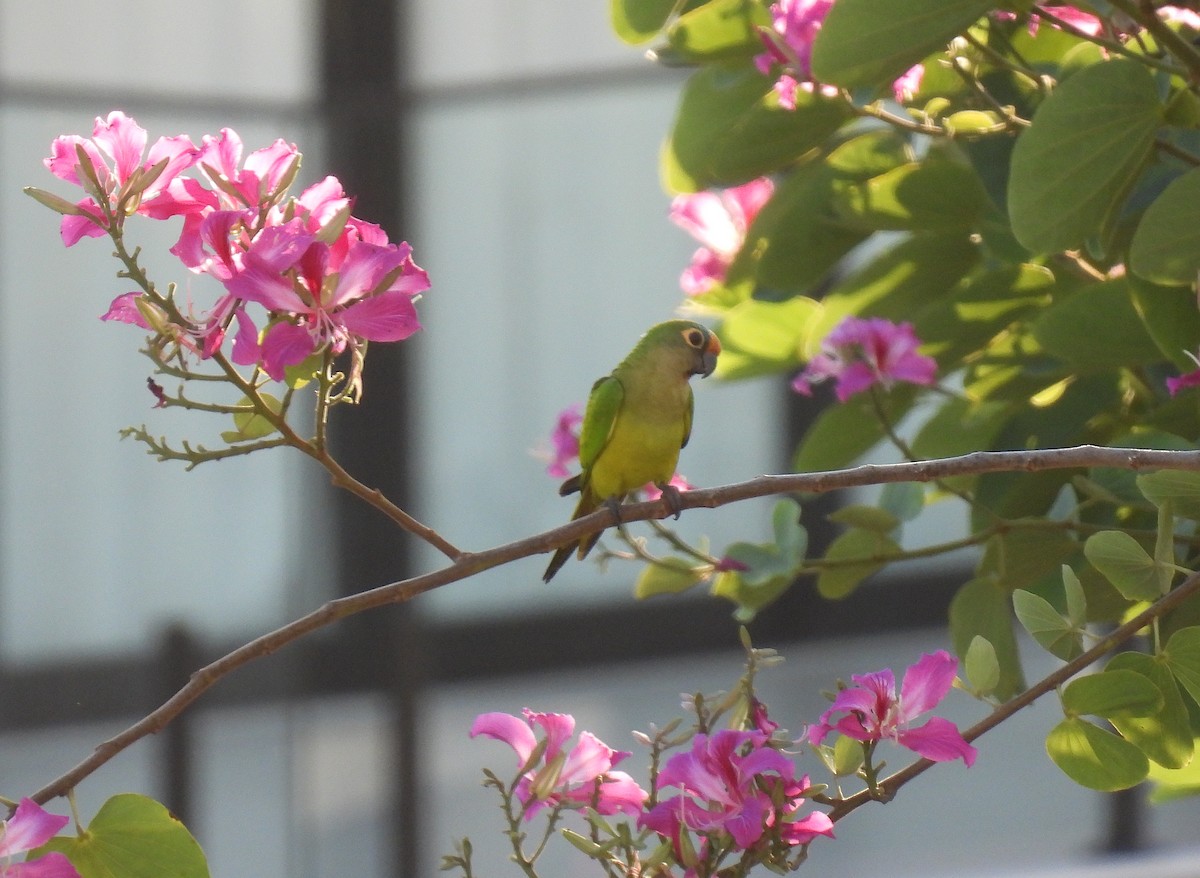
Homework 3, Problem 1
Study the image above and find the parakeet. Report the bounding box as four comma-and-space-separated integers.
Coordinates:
542, 319, 721, 583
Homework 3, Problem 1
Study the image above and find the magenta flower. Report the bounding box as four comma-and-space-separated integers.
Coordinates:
43, 111, 199, 246
547, 405, 584, 478
223, 219, 428, 380
892, 63, 924, 103
808, 650, 976, 766
1167, 350, 1200, 396
0, 798, 80, 878
792, 316, 937, 401
670, 178, 773, 295
640, 729, 833, 860
642, 473, 695, 501
470, 709, 648, 819
754, 0, 836, 108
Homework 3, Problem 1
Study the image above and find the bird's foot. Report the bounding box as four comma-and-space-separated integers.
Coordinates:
603, 496, 624, 525
656, 482, 684, 519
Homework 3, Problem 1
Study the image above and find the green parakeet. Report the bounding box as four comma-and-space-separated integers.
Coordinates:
543, 319, 721, 582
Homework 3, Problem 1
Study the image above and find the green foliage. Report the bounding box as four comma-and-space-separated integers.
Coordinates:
1013, 588, 1083, 661
1083, 531, 1163, 601
950, 577, 1025, 701
713, 500, 807, 617
1008, 59, 1162, 254
1106, 652, 1194, 770
1045, 717, 1150, 791
635, 557, 709, 598
810, 0, 997, 89
36, 794, 209, 878
1130, 168, 1200, 285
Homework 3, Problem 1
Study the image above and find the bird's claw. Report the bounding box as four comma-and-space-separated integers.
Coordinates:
657, 483, 683, 519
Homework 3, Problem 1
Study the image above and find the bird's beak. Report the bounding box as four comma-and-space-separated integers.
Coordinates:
698, 332, 721, 378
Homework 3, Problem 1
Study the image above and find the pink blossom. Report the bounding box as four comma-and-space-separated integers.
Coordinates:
0, 798, 80, 878
99, 292, 151, 328
43, 111, 199, 245
1167, 370, 1200, 396
642, 473, 695, 501
470, 709, 648, 819
792, 316, 937, 401
671, 178, 774, 294
754, 0, 835, 106
223, 219, 428, 380
547, 405, 583, 478
892, 63, 924, 103
640, 728, 833, 859
808, 650, 976, 766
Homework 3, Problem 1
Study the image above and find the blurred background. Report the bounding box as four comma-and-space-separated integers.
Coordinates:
1, 2, 1199, 876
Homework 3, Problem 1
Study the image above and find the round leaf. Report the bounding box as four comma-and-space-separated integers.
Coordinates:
35, 793, 209, 878
1061, 669, 1163, 719
1046, 717, 1149, 791
965, 635, 1000, 695
810, 0, 995, 90
1164, 625, 1200, 707
817, 529, 901, 599
1013, 589, 1082, 661
950, 577, 1025, 701
1106, 652, 1194, 770
1129, 167, 1200, 284
1083, 530, 1161, 601
1008, 59, 1162, 254
635, 557, 707, 599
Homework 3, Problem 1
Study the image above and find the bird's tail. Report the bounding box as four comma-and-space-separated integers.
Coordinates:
542, 488, 600, 583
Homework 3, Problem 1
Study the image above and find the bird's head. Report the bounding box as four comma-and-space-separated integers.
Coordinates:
640, 319, 721, 379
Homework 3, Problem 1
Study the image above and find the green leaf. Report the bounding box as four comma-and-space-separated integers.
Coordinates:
1061, 669, 1163, 719
714, 296, 817, 379
722, 500, 808, 586
1062, 565, 1087, 629
1013, 589, 1082, 661
793, 395, 885, 472
914, 263, 1054, 365
663, 65, 852, 193
978, 527, 1078, 593
610, 0, 676, 43
1008, 59, 1162, 253
832, 734, 865, 776
1127, 274, 1200, 371
878, 482, 924, 522
964, 635, 1000, 696
1137, 470, 1200, 522
660, 0, 769, 63
950, 577, 1025, 701
829, 160, 987, 232
1148, 753, 1200, 803
810, 0, 994, 90
1130, 167, 1200, 285
1083, 530, 1162, 601
634, 557, 708, 599
1030, 280, 1163, 370
1164, 626, 1200, 707
1046, 717, 1149, 791
817, 529, 901, 599
811, 233, 980, 339
1107, 652, 1194, 769
711, 570, 792, 620
225, 393, 283, 442
36, 793, 209, 878
826, 504, 899, 534
727, 161, 868, 296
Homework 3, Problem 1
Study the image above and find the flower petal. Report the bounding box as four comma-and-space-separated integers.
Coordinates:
896, 716, 976, 766
469, 711, 538, 764
898, 650, 957, 720
0, 799, 69, 857
336, 291, 420, 342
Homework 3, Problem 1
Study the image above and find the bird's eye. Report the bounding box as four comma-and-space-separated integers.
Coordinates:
682, 328, 705, 348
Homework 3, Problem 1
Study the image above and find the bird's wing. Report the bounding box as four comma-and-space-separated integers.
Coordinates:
578, 375, 624, 471
680, 384, 694, 450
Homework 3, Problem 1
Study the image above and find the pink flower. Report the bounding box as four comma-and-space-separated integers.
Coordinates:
641, 729, 833, 859
43, 111, 199, 246
892, 63, 924, 103
470, 709, 648, 819
642, 473, 695, 501
792, 316, 937, 401
754, 0, 836, 108
224, 219, 428, 380
0, 798, 80, 878
671, 178, 774, 295
808, 650, 976, 766
547, 405, 584, 478
1167, 350, 1200, 396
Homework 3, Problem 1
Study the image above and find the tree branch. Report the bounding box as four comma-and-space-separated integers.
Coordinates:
30, 445, 1200, 803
